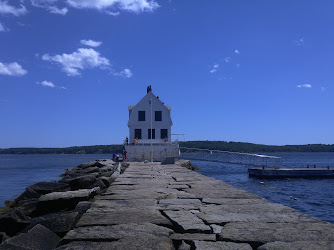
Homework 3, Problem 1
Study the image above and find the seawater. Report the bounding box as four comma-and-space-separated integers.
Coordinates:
0, 153, 333, 224
193, 152, 334, 224
0, 154, 114, 205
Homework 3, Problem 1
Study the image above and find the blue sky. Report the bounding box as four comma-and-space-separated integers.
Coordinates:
0, 0, 333, 148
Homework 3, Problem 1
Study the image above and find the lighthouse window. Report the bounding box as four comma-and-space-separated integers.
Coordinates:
135, 129, 142, 139
155, 111, 162, 121
161, 129, 168, 139
148, 129, 155, 139
138, 111, 145, 121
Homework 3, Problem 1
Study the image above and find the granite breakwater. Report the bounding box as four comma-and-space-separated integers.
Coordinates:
1, 159, 334, 249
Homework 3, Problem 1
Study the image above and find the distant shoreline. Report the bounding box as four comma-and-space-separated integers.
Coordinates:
1, 141, 334, 154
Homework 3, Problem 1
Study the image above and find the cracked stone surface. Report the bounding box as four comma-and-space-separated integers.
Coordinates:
193, 240, 252, 250
219, 222, 334, 244
76, 209, 172, 227
257, 241, 334, 250
163, 210, 211, 233
57, 236, 175, 250
170, 233, 216, 241
53, 161, 334, 249
62, 223, 173, 242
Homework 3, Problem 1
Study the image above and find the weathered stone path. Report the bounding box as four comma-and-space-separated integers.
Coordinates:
57, 162, 334, 249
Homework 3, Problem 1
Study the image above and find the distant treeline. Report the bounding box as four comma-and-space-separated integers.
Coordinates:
0, 145, 124, 154
179, 141, 334, 153
1, 141, 334, 154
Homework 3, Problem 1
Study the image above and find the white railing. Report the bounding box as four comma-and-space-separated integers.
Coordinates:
125, 139, 179, 146
180, 147, 281, 168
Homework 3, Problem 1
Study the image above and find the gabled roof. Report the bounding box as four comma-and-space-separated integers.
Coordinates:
129, 91, 171, 110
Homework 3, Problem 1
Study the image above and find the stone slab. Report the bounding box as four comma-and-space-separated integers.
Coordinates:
218, 222, 334, 244
258, 241, 334, 250
35, 187, 99, 215
210, 224, 223, 234
98, 192, 168, 200
197, 211, 319, 224
193, 240, 252, 250
199, 203, 297, 214
74, 201, 92, 214
28, 181, 69, 195
88, 199, 157, 211
77, 209, 172, 227
62, 223, 172, 242
57, 236, 175, 250
26, 211, 79, 236
185, 189, 260, 199
163, 210, 211, 233
159, 198, 202, 207
202, 198, 266, 205
167, 184, 189, 189
170, 233, 216, 241
0, 224, 60, 250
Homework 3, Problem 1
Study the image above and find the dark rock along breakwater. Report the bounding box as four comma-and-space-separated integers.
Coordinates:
1, 159, 334, 249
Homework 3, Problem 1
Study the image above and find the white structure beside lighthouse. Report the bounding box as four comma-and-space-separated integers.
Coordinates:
125, 86, 180, 162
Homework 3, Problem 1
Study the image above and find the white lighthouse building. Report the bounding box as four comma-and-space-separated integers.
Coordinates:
125, 86, 180, 162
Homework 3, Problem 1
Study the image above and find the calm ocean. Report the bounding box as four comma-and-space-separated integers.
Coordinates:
0, 153, 333, 224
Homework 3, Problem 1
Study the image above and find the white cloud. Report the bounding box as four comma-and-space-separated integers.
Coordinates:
80, 39, 102, 47
297, 84, 312, 88
38, 80, 55, 88
66, 0, 159, 13
224, 57, 231, 63
31, 0, 68, 15
48, 6, 68, 15
0, 1, 27, 16
42, 48, 110, 76
209, 64, 219, 74
234, 49, 240, 54
0, 61, 27, 76
295, 37, 304, 47
105, 10, 120, 16
119, 68, 132, 78
0, 22, 8, 31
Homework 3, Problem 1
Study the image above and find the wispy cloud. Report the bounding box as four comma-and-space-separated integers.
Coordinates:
0, 22, 8, 31
48, 6, 68, 15
31, 0, 68, 15
321, 87, 327, 92
0, 1, 27, 16
120, 68, 132, 78
114, 68, 133, 78
224, 57, 231, 63
209, 64, 219, 74
80, 39, 102, 47
105, 10, 120, 16
234, 49, 240, 55
37, 80, 55, 88
297, 84, 312, 88
0, 61, 27, 76
295, 37, 305, 47
66, 0, 159, 13
42, 48, 110, 76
